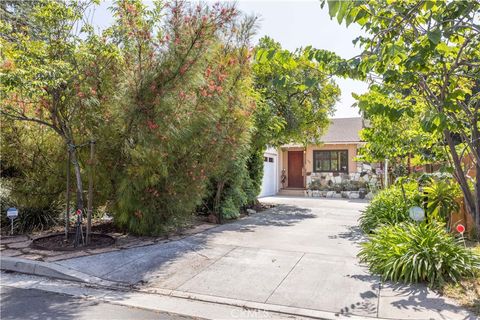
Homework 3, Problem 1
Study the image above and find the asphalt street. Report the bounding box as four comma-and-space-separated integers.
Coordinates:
0, 285, 198, 320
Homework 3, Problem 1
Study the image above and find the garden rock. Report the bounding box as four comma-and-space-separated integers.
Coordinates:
8, 241, 31, 249
348, 192, 360, 199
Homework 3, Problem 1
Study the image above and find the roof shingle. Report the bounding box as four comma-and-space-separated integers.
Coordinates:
321, 117, 363, 143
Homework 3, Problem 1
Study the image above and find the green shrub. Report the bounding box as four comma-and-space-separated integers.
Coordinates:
359, 181, 421, 233
308, 179, 322, 190
220, 197, 242, 220
14, 203, 61, 233
202, 146, 260, 221
359, 222, 480, 287
1, 183, 61, 233
424, 179, 461, 222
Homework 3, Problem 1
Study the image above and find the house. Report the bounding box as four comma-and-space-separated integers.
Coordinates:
259, 117, 375, 197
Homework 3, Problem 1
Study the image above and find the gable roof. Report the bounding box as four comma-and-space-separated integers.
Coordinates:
321, 117, 364, 144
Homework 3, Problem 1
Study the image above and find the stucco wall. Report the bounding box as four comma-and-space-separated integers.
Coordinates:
306, 144, 358, 174
279, 144, 359, 188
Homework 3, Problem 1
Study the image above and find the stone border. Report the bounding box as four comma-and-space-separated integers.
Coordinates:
0, 223, 217, 262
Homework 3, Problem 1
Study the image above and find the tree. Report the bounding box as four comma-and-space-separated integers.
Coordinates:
1, 0, 120, 241
110, 0, 257, 234
253, 37, 340, 146
354, 86, 445, 170
325, 0, 480, 232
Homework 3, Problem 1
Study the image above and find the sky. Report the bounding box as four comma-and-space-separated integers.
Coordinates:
91, 0, 369, 118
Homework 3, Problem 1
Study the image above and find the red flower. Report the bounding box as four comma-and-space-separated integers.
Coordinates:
125, 4, 137, 14
217, 73, 227, 82
146, 120, 159, 130
205, 67, 212, 77
2, 59, 14, 70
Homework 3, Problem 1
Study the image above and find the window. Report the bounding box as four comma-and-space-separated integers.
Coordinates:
313, 150, 348, 173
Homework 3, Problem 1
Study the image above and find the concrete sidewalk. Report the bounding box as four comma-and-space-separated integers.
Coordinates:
40, 197, 475, 319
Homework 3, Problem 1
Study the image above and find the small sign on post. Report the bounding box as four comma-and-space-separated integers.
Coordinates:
408, 206, 425, 222
456, 224, 466, 248
7, 207, 18, 235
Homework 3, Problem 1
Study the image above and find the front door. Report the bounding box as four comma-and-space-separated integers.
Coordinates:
288, 151, 304, 188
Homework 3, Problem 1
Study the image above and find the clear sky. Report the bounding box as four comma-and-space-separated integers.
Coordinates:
91, 0, 369, 118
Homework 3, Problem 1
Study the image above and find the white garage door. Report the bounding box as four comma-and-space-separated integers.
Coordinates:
259, 154, 277, 197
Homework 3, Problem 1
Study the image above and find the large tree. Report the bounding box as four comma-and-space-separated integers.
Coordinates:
253, 37, 340, 146
325, 0, 480, 232
1, 0, 120, 240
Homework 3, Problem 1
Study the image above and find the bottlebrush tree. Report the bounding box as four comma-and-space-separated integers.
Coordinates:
111, 0, 257, 234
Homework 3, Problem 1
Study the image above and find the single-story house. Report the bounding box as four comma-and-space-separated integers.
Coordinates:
259, 117, 376, 197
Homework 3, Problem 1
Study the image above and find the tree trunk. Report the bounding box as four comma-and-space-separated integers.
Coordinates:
475, 161, 480, 237
214, 180, 225, 224
70, 147, 84, 217
444, 130, 479, 234
86, 141, 95, 244
65, 149, 71, 239
407, 154, 411, 175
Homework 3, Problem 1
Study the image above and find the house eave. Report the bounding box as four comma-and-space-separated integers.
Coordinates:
280, 141, 364, 148
320, 141, 364, 145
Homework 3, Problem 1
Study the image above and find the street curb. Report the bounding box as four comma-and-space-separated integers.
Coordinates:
148, 289, 388, 320
0, 257, 128, 289
1, 271, 387, 320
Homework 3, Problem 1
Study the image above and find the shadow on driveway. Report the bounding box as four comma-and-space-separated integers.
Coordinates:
56, 204, 316, 286
53, 200, 476, 320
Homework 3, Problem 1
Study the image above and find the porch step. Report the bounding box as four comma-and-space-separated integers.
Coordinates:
278, 189, 306, 196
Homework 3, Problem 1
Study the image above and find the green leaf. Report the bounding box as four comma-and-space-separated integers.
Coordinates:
336, 2, 347, 24
305, 77, 316, 88
267, 49, 277, 60
354, 8, 368, 26
424, 1, 436, 10
345, 6, 357, 27
327, 0, 340, 18
427, 29, 441, 44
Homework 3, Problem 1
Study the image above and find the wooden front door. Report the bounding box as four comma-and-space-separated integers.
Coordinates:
288, 151, 304, 188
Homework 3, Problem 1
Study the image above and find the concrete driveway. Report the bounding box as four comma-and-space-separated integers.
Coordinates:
55, 197, 475, 320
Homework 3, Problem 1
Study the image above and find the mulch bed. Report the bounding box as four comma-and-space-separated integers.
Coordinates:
31, 232, 115, 251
